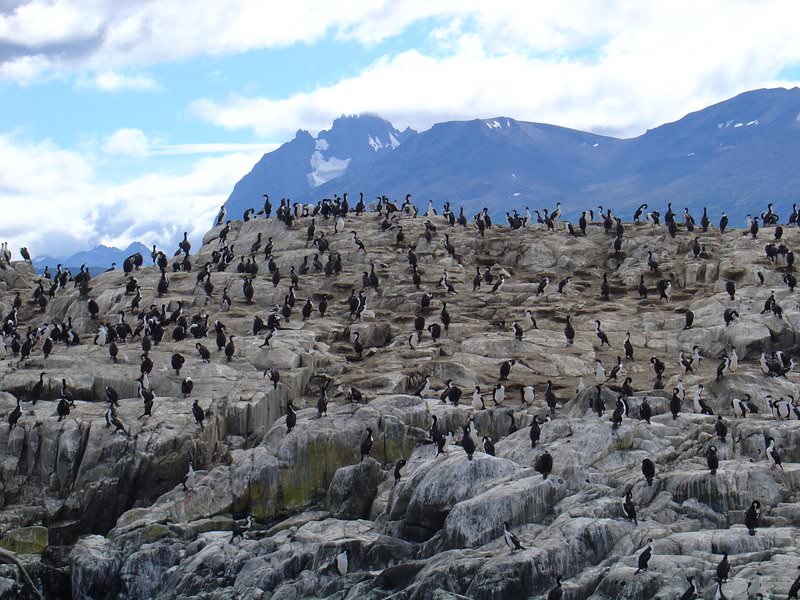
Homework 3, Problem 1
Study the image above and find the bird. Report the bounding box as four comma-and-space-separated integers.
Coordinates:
546, 575, 563, 600
105, 385, 119, 405
56, 397, 71, 421
621, 377, 634, 398
196, 343, 210, 362
285, 402, 296, 433
352, 331, 363, 356
472, 386, 485, 410
745, 500, 760, 535
622, 489, 637, 524
640, 398, 652, 425
29, 372, 46, 404
623, 332, 634, 361
393, 458, 406, 485
417, 377, 432, 398
594, 359, 605, 383
530, 415, 549, 448
766, 437, 783, 471
461, 424, 476, 460
679, 350, 694, 373
728, 348, 738, 373
535, 450, 553, 479
635, 541, 652, 573
493, 383, 505, 406
684, 309, 694, 330
728, 395, 746, 419
716, 552, 730, 582
503, 521, 524, 553
647, 251, 658, 272
105, 402, 127, 435
224, 335, 236, 361
171, 353, 185, 376
725, 280, 736, 301
182, 461, 196, 491
706, 445, 719, 475
181, 376, 193, 397
669, 387, 683, 421
606, 356, 624, 381
499, 359, 515, 380
360, 428, 374, 462
564, 316, 575, 345
482, 436, 495, 456
490, 275, 505, 294
265, 368, 280, 389
595, 320, 611, 347
642, 458, 655, 486
7, 398, 21, 429
716, 356, 730, 381
536, 277, 549, 297
336, 548, 350, 576
715, 415, 727, 442
693, 385, 714, 415
138, 379, 155, 417
60, 378, 74, 403
679, 575, 699, 600
511, 321, 523, 341
788, 566, 800, 599
230, 515, 253, 544
192, 399, 205, 431
521, 385, 535, 406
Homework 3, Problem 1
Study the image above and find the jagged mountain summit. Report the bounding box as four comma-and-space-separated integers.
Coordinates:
224, 87, 800, 223
224, 114, 415, 219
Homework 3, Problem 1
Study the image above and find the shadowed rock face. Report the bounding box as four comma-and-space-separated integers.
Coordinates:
1, 203, 800, 598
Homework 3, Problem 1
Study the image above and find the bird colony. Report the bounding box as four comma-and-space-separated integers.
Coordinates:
0, 196, 799, 599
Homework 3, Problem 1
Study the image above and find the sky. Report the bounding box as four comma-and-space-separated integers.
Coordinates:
2, 0, 800, 260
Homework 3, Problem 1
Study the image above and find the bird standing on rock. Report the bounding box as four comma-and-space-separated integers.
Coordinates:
461, 424, 476, 461
535, 450, 553, 479
745, 500, 761, 535
706, 445, 719, 475
285, 402, 296, 433
499, 359, 515, 380
642, 458, 656, 486
503, 521, 524, 552
635, 541, 652, 573
360, 428, 374, 462
192, 399, 205, 430
622, 489, 637, 524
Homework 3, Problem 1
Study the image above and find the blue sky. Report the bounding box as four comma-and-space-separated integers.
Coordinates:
2, 0, 800, 259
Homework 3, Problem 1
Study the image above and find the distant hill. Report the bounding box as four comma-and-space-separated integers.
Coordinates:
224, 87, 800, 223
33, 242, 150, 275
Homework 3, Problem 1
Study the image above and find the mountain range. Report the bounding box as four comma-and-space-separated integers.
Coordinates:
33, 242, 151, 275
224, 87, 800, 223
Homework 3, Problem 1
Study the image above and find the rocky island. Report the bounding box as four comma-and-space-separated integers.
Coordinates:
1, 200, 799, 599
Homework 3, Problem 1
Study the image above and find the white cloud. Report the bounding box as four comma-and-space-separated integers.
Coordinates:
0, 0, 103, 46
0, 54, 51, 84
0, 132, 261, 260
189, 0, 800, 138
102, 128, 151, 156
1, 0, 799, 142
152, 142, 279, 155
78, 70, 159, 92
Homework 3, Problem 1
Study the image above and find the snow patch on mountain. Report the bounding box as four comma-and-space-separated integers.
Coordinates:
308, 138, 351, 187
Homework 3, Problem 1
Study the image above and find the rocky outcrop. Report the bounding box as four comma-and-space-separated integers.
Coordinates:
2, 207, 800, 598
